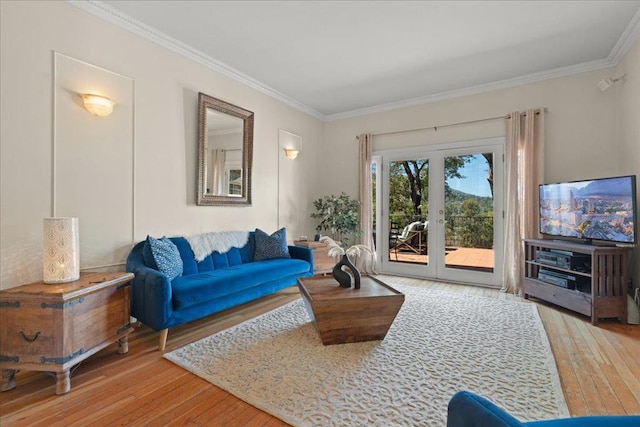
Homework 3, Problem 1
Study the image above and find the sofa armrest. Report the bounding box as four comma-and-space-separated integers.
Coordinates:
288, 245, 314, 274
126, 242, 174, 331
447, 391, 523, 427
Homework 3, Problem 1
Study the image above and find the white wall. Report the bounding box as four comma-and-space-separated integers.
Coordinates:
319, 66, 618, 226
1, 0, 636, 290
320, 46, 636, 285
0, 1, 323, 289
322, 68, 619, 193
54, 53, 135, 271
615, 38, 640, 287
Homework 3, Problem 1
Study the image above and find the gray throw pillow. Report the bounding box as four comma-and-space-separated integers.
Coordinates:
254, 228, 290, 261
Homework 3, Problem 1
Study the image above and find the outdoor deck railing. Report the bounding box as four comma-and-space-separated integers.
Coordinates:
445, 215, 494, 248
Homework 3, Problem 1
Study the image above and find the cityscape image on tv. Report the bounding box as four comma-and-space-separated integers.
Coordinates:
539, 177, 636, 243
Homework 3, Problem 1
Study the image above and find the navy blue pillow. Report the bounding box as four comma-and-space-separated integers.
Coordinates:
142, 236, 183, 280
254, 228, 290, 261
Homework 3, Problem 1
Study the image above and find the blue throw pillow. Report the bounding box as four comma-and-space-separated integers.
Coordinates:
142, 236, 183, 280
254, 228, 290, 261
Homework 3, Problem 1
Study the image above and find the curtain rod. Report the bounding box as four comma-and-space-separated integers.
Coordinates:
358, 108, 546, 139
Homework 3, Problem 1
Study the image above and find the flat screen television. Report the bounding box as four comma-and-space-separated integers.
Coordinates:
539, 175, 637, 244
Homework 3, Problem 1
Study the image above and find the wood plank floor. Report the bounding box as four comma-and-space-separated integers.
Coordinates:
1, 275, 639, 425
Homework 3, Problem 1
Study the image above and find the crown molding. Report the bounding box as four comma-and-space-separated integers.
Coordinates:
325, 59, 613, 121
67, 0, 637, 123
608, 7, 640, 64
66, 0, 326, 120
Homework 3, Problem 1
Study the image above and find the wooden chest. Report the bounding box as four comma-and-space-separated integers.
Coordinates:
0, 272, 134, 394
293, 241, 336, 275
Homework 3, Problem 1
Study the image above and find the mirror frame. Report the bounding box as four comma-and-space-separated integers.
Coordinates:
197, 92, 254, 206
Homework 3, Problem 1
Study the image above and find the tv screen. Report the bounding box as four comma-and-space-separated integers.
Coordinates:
539, 175, 637, 244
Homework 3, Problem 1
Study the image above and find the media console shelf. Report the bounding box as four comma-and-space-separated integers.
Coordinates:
524, 239, 631, 325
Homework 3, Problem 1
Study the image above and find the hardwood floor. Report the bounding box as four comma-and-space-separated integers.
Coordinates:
1, 275, 639, 425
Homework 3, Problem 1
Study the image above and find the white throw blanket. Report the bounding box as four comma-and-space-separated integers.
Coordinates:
185, 231, 249, 262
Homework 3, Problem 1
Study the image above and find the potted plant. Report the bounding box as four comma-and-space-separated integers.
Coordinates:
311, 193, 373, 288
310, 192, 361, 247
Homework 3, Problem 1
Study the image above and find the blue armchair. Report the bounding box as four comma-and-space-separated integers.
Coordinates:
447, 390, 640, 427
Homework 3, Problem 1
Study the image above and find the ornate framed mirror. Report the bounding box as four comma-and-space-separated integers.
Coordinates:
197, 92, 254, 206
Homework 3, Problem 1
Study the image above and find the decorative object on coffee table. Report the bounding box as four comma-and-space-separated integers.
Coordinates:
332, 254, 360, 289
319, 236, 371, 289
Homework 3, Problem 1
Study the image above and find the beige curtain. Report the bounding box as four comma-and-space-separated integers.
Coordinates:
357, 133, 377, 274
502, 109, 545, 294
211, 149, 226, 195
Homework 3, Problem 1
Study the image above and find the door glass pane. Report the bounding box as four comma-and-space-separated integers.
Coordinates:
444, 153, 494, 272
388, 159, 429, 264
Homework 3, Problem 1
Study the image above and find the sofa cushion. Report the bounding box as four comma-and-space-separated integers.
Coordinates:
171, 258, 309, 311
254, 228, 290, 261
227, 247, 243, 266
170, 237, 199, 275
212, 251, 230, 269
239, 232, 256, 263
142, 236, 183, 280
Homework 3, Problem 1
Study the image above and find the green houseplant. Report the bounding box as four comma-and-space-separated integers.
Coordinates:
311, 192, 361, 247
311, 193, 374, 287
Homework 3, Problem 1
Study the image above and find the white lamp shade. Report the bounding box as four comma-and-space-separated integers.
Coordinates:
43, 217, 80, 284
80, 94, 115, 117
284, 148, 299, 160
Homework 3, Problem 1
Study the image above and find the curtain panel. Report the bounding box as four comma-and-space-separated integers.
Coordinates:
502, 109, 545, 294
357, 133, 377, 274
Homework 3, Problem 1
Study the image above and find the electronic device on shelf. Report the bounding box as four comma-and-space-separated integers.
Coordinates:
539, 175, 637, 245
535, 249, 591, 271
537, 268, 589, 290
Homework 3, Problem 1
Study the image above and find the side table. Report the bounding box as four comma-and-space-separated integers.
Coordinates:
293, 241, 335, 275
0, 272, 134, 395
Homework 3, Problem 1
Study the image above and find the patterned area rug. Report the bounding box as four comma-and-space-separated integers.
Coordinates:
164, 284, 568, 426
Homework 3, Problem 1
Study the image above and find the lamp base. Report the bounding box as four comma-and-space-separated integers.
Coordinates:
43, 275, 80, 285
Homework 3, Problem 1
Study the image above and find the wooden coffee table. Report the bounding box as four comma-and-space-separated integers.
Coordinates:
297, 275, 405, 345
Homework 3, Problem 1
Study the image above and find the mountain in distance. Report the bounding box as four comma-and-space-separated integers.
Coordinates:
574, 177, 634, 198
445, 187, 493, 213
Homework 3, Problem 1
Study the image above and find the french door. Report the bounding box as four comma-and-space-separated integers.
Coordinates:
375, 138, 504, 287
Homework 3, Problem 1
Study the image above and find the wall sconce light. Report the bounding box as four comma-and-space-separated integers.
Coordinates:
43, 217, 80, 284
283, 148, 300, 160
597, 75, 625, 92
80, 93, 116, 116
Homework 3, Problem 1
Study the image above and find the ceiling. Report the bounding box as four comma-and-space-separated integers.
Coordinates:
87, 1, 640, 120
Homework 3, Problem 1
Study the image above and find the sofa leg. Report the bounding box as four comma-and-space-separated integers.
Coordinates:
159, 329, 168, 351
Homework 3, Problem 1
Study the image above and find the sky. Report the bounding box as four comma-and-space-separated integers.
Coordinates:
447, 154, 492, 198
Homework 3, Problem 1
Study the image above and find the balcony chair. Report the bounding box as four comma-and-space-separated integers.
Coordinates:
392, 221, 428, 259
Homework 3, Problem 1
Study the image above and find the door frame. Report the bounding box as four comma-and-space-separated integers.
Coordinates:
374, 137, 504, 287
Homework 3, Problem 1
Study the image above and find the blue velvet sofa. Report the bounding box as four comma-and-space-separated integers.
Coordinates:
447, 390, 640, 426
126, 232, 313, 350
